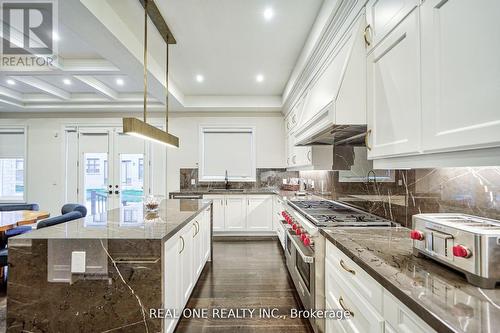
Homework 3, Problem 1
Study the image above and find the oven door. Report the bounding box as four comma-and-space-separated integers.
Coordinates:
286, 229, 315, 310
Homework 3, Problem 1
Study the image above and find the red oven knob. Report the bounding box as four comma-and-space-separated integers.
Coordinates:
296, 228, 302, 236
300, 233, 307, 241
303, 237, 311, 247
410, 230, 425, 241
281, 211, 287, 218
453, 245, 472, 258
292, 223, 298, 230
287, 218, 293, 225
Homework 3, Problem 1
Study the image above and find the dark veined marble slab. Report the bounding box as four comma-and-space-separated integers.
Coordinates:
320, 227, 500, 333
14, 199, 211, 241
6, 199, 212, 332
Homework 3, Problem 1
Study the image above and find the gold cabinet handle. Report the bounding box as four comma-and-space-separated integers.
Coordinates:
307, 150, 312, 162
196, 221, 200, 235
364, 24, 372, 46
179, 236, 185, 254
365, 129, 372, 151
339, 296, 354, 317
340, 259, 356, 275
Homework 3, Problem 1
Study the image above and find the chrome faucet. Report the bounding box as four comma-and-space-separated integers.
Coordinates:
225, 170, 229, 190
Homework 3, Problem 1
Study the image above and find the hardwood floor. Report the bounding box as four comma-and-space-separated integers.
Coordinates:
176, 240, 313, 333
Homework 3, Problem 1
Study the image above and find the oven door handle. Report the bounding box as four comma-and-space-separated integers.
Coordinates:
287, 230, 314, 263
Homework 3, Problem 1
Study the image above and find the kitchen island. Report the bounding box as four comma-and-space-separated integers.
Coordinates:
6, 199, 212, 333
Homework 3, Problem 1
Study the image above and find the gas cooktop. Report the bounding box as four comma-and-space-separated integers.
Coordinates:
288, 200, 392, 227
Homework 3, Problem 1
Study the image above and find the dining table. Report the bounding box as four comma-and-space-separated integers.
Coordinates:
0, 210, 50, 232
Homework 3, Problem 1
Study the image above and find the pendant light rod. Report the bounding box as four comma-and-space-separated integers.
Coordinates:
166, 38, 169, 132
123, 0, 179, 148
143, 0, 148, 122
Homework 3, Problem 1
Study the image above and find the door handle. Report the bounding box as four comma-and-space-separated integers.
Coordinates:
365, 129, 372, 151
179, 236, 185, 254
364, 24, 372, 46
114, 190, 120, 195
108, 190, 113, 195
339, 296, 354, 317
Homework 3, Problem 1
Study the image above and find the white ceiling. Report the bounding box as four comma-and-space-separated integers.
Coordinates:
159, 0, 324, 96
0, 0, 324, 113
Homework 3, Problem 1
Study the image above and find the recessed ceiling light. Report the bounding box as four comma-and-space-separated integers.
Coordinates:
263, 7, 274, 21
6, 79, 15, 85
196, 74, 204, 83
116, 78, 125, 86
256, 74, 264, 83
63, 78, 71, 85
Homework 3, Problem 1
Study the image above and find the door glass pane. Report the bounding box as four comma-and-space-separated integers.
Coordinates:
0, 158, 24, 200
84, 153, 108, 215
119, 154, 144, 208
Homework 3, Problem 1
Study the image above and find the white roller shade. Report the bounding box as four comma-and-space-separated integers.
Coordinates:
200, 127, 256, 181
0, 128, 25, 158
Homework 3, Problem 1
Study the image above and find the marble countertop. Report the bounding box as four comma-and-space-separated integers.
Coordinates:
16, 199, 211, 241
320, 227, 500, 333
170, 188, 281, 195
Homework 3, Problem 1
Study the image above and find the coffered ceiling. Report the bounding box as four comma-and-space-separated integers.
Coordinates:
0, 0, 324, 113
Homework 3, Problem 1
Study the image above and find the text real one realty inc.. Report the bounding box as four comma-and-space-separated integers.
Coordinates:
149, 308, 352, 320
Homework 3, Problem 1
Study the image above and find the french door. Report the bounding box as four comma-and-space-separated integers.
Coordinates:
77, 127, 149, 215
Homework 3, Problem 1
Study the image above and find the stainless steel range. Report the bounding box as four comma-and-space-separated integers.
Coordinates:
412, 213, 500, 288
280, 197, 393, 332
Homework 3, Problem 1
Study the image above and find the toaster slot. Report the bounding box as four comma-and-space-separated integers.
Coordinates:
430, 231, 453, 258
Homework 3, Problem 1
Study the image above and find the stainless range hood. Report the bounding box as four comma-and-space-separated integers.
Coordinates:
296, 124, 367, 146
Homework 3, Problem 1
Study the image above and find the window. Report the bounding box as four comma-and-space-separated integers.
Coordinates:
86, 158, 100, 174
199, 126, 256, 182
138, 158, 144, 180
121, 160, 132, 184
0, 128, 26, 202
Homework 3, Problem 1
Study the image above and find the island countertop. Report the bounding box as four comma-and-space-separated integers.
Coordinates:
320, 227, 500, 333
15, 198, 212, 241
7, 199, 213, 333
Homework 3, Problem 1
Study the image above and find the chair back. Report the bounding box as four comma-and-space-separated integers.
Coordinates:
37, 211, 83, 229
61, 204, 87, 217
0, 203, 39, 212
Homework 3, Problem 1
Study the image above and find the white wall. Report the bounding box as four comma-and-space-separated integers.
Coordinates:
167, 113, 285, 194
0, 112, 285, 214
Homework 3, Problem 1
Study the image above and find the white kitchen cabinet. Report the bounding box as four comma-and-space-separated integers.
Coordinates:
204, 195, 225, 231
246, 195, 273, 231
365, 0, 419, 50
179, 223, 194, 305
383, 292, 436, 333
163, 237, 180, 333
224, 195, 246, 231
420, 0, 500, 153
163, 209, 211, 333
367, 8, 421, 159
202, 208, 211, 261
325, 241, 436, 333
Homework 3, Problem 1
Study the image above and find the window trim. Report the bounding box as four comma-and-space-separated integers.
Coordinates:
199, 125, 256, 182
0, 125, 28, 203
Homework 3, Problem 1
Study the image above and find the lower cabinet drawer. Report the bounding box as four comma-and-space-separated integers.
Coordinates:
325, 260, 384, 333
383, 292, 436, 333
326, 241, 383, 312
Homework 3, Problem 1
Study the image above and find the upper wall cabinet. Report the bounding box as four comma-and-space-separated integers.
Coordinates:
366, 8, 421, 159
420, 0, 500, 153
365, 0, 419, 51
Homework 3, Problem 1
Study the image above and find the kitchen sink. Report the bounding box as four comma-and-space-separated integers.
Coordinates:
208, 189, 245, 192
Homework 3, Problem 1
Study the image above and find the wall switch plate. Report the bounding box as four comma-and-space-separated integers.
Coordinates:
191, 179, 196, 185
71, 251, 86, 274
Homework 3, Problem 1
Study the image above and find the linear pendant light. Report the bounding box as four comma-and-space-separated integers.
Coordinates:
123, 0, 179, 148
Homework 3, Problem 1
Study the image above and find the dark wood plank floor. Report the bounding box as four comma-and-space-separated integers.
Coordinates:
176, 240, 313, 333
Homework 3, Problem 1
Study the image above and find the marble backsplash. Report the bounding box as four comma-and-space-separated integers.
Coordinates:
180, 168, 299, 190
300, 167, 500, 228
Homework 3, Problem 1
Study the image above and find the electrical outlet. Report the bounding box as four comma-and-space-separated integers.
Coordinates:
71, 251, 86, 274
191, 179, 196, 185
